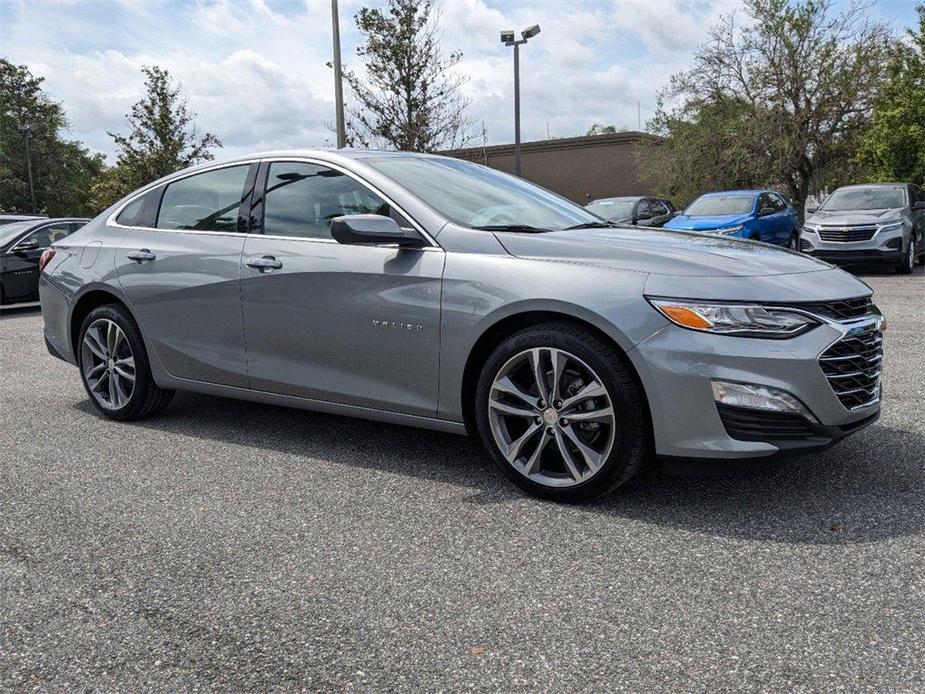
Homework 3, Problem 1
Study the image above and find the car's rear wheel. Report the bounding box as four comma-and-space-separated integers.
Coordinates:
474, 323, 650, 501
896, 235, 915, 275
78, 304, 174, 420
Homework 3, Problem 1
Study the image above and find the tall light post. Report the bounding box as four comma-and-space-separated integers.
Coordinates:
331, 0, 346, 149
501, 24, 540, 177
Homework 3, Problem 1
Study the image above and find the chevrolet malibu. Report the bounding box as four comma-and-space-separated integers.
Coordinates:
39, 151, 883, 501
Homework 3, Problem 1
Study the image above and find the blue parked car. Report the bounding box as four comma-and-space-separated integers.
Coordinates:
663, 190, 801, 249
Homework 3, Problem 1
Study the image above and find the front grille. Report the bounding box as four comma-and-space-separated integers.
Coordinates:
819, 327, 883, 410
818, 225, 877, 242
791, 296, 873, 321
717, 404, 817, 441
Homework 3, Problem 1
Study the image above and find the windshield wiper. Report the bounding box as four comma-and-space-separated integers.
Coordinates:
472, 224, 550, 233
563, 221, 619, 230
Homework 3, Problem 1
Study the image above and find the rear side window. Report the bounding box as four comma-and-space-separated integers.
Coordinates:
157, 166, 250, 232
22, 223, 74, 249
262, 161, 405, 240
117, 187, 162, 228
651, 199, 670, 216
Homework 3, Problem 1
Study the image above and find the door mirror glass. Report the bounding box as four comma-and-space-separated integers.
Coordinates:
14, 238, 39, 252
331, 214, 425, 247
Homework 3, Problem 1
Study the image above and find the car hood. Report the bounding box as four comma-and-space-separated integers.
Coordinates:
807, 208, 905, 226
663, 213, 751, 231
495, 227, 830, 278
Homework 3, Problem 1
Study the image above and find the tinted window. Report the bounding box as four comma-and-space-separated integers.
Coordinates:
820, 186, 905, 211
117, 187, 162, 227
263, 162, 398, 240
21, 223, 73, 249
363, 156, 599, 231
685, 194, 756, 216
158, 166, 249, 232
771, 193, 788, 211
651, 199, 670, 216
0, 221, 37, 248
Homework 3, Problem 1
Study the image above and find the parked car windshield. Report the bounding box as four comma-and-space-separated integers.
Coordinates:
684, 194, 756, 216
820, 186, 905, 211
586, 199, 636, 219
362, 155, 600, 230
0, 221, 36, 248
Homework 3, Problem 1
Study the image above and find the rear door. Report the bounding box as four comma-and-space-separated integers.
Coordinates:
3, 221, 75, 302
114, 163, 257, 387
239, 159, 444, 417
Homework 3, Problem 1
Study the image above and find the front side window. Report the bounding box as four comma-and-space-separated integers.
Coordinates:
362, 155, 599, 231
820, 186, 906, 212
263, 162, 398, 240
685, 194, 756, 217
20, 223, 73, 249
157, 165, 250, 232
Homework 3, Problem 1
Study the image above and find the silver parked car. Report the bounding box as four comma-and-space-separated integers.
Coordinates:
802, 183, 925, 274
40, 150, 883, 500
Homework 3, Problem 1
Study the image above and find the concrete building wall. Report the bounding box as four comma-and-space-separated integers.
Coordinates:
444, 131, 662, 204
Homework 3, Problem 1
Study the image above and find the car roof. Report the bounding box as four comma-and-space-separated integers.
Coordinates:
588, 196, 641, 204
833, 183, 909, 189
698, 190, 765, 197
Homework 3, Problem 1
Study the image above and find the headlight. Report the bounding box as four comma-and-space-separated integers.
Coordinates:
877, 221, 903, 233
802, 224, 819, 234
647, 298, 819, 338
716, 224, 744, 236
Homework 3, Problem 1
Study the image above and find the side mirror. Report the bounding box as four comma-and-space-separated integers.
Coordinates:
634, 211, 652, 222
758, 206, 775, 217
805, 203, 818, 214
13, 238, 39, 252
330, 214, 425, 248
912, 201, 925, 211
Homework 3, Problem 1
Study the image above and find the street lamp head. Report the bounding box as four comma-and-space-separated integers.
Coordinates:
500, 29, 515, 45
521, 24, 541, 40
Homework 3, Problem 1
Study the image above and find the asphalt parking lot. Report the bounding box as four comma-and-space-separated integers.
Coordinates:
1, 267, 922, 691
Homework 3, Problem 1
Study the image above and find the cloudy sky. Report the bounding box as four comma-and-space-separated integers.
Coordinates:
1, 0, 917, 162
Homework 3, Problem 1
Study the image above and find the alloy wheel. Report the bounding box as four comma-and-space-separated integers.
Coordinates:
81, 318, 136, 410
487, 347, 616, 488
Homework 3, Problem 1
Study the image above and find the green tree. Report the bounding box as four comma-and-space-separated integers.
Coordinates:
91, 65, 221, 210
649, 0, 893, 212
340, 0, 475, 151
855, 4, 925, 185
0, 58, 104, 216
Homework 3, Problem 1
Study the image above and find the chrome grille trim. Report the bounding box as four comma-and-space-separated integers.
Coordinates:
818, 326, 883, 410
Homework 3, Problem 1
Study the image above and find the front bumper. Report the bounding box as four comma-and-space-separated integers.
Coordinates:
628, 315, 882, 459
801, 225, 906, 265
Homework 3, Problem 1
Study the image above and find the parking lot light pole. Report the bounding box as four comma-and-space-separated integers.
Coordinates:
501, 24, 540, 177
331, 0, 346, 149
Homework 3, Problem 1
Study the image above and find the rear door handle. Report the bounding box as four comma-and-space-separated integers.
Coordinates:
246, 255, 283, 271
127, 249, 156, 263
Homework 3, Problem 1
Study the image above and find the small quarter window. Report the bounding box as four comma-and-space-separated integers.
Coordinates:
117, 187, 162, 228
158, 166, 250, 232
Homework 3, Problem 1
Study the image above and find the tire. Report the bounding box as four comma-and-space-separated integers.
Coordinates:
77, 303, 174, 420
896, 235, 915, 275
786, 231, 799, 251
474, 322, 651, 502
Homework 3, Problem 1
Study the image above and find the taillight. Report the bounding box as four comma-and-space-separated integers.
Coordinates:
39, 248, 56, 272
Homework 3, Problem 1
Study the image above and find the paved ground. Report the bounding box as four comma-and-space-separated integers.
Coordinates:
1, 267, 923, 692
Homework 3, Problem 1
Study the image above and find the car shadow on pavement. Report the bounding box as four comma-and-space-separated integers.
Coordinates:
77, 391, 925, 547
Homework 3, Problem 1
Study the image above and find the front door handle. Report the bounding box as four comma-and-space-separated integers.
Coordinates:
246, 255, 283, 271
127, 249, 156, 263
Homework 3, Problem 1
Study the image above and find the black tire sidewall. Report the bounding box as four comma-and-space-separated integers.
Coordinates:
78, 304, 156, 420
474, 324, 648, 501
897, 236, 915, 274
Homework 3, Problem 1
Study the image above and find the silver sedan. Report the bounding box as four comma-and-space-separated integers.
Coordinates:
39, 150, 882, 500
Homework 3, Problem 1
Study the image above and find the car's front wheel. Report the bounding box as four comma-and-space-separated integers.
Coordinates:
474, 323, 650, 501
896, 235, 916, 275
78, 304, 174, 420
786, 231, 800, 251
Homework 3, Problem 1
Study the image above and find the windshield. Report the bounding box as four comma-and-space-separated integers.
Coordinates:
586, 199, 636, 220
0, 221, 36, 247
361, 156, 600, 230
685, 194, 755, 216
820, 187, 905, 212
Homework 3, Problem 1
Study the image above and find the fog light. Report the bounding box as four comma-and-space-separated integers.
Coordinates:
711, 380, 817, 423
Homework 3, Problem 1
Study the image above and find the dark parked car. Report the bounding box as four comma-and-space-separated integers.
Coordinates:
1, 218, 88, 305
585, 196, 676, 227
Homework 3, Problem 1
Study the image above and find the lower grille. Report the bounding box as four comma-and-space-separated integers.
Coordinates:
819, 327, 883, 409
717, 404, 817, 441
818, 225, 877, 242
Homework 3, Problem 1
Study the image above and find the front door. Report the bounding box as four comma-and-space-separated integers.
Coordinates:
240, 160, 444, 417
115, 163, 256, 387
2, 221, 76, 303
